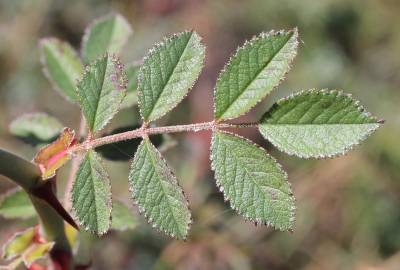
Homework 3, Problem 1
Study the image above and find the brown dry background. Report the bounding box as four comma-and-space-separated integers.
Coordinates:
0, 0, 400, 269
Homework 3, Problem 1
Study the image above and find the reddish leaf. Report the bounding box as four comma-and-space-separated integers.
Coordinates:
34, 128, 76, 180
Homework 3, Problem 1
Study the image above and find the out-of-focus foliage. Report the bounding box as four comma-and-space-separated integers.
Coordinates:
0, 0, 399, 269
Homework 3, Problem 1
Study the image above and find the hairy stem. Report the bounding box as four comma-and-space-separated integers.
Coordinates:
69, 121, 258, 153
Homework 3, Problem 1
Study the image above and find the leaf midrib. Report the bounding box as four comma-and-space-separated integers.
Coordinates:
145, 141, 184, 237
146, 32, 193, 121
92, 56, 110, 131
215, 133, 291, 219
217, 32, 294, 120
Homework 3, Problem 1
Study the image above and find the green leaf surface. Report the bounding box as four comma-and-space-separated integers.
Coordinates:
259, 90, 382, 158
120, 62, 140, 109
211, 131, 295, 230
111, 200, 137, 231
72, 150, 112, 235
9, 113, 63, 146
129, 139, 191, 239
77, 54, 127, 132
40, 38, 83, 102
2, 227, 35, 260
214, 29, 298, 121
0, 188, 35, 219
82, 13, 132, 63
138, 31, 205, 122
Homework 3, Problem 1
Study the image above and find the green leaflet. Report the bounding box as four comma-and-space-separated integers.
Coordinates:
214, 29, 298, 121
211, 131, 295, 230
111, 200, 137, 231
259, 90, 381, 158
40, 38, 83, 102
76, 54, 127, 133
72, 150, 112, 235
81, 13, 133, 63
0, 188, 35, 219
120, 62, 140, 109
9, 113, 63, 145
129, 139, 191, 239
138, 31, 205, 122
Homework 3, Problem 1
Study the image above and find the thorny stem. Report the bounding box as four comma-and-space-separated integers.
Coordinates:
69, 121, 258, 154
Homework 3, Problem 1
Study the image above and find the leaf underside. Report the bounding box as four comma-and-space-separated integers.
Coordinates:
9, 113, 63, 145
76, 54, 127, 133
40, 38, 83, 102
129, 139, 191, 239
211, 131, 295, 230
138, 31, 205, 122
0, 188, 35, 219
72, 150, 112, 235
259, 89, 381, 158
214, 29, 298, 121
81, 13, 132, 63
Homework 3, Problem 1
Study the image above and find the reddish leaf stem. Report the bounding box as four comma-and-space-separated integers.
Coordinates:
69, 121, 258, 153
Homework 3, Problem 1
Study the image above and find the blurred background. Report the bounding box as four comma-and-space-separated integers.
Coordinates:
0, 0, 399, 269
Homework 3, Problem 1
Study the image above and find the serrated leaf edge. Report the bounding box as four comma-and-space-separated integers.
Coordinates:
210, 130, 296, 231
80, 13, 133, 63
137, 30, 205, 123
39, 37, 83, 104
259, 89, 383, 159
128, 139, 192, 239
76, 53, 128, 133
70, 150, 112, 236
213, 28, 299, 121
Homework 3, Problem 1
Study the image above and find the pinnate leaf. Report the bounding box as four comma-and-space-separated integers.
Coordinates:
72, 150, 112, 235
40, 38, 83, 102
211, 131, 295, 230
9, 113, 63, 146
82, 13, 132, 63
259, 90, 382, 158
111, 201, 137, 231
214, 29, 298, 121
77, 54, 127, 133
129, 139, 191, 239
138, 31, 205, 122
0, 188, 35, 219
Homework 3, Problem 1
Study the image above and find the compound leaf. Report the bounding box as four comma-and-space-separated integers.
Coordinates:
259, 90, 382, 158
138, 31, 205, 122
211, 131, 295, 230
0, 188, 35, 220
214, 29, 298, 121
111, 200, 137, 231
40, 38, 83, 102
77, 54, 127, 133
72, 150, 112, 235
9, 113, 63, 146
129, 139, 191, 239
81, 13, 132, 63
